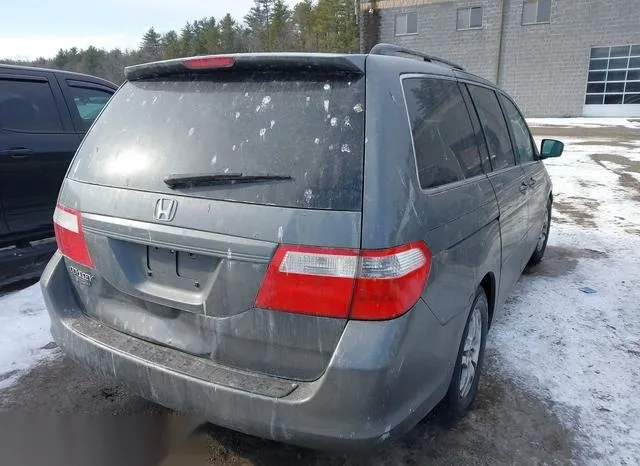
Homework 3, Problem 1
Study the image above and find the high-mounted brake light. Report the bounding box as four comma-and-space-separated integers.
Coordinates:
255, 242, 431, 321
53, 204, 94, 268
183, 55, 236, 70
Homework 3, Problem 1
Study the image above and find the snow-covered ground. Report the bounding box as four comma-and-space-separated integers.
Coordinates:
491, 123, 640, 464
0, 120, 638, 463
527, 117, 640, 129
0, 284, 59, 389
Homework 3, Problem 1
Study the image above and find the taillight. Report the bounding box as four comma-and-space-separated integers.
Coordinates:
53, 204, 94, 268
255, 242, 431, 321
183, 55, 235, 70
350, 243, 431, 320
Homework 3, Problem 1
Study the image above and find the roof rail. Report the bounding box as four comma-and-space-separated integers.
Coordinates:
369, 43, 465, 71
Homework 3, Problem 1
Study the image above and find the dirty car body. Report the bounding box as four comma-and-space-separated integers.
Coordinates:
42, 48, 556, 449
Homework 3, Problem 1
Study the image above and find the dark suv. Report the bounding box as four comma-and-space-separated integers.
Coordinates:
0, 65, 116, 247
42, 45, 563, 450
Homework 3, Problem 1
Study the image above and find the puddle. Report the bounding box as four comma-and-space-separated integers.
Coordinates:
554, 199, 599, 229
572, 140, 639, 150
525, 245, 608, 278
618, 173, 640, 202
589, 154, 640, 203
590, 153, 640, 174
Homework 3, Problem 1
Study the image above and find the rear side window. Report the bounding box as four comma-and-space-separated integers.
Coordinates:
69, 73, 365, 211
67, 85, 113, 130
499, 94, 536, 164
0, 78, 63, 132
402, 77, 483, 189
467, 85, 515, 171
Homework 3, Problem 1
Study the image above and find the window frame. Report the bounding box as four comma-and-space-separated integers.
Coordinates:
399, 73, 487, 193
497, 92, 539, 165
522, 0, 551, 26
457, 6, 483, 30
464, 82, 518, 173
459, 83, 492, 173
585, 44, 640, 106
395, 11, 418, 36
0, 74, 67, 134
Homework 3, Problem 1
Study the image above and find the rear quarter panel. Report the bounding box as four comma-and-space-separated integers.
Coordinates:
362, 57, 501, 352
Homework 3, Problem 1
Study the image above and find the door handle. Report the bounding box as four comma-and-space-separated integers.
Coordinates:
519, 182, 529, 194
0, 148, 34, 157
529, 176, 537, 187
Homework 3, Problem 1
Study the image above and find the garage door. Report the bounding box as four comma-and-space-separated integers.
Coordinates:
584, 44, 640, 117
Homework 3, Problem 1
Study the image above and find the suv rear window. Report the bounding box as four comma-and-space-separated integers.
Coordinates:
69, 73, 365, 211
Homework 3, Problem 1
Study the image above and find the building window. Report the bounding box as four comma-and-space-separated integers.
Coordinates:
457, 7, 483, 30
522, 0, 551, 25
395, 12, 418, 36
585, 45, 640, 105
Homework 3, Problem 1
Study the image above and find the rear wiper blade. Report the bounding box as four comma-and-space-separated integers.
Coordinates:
163, 173, 293, 189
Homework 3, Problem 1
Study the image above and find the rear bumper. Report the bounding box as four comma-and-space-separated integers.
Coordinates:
42, 252, 457, 450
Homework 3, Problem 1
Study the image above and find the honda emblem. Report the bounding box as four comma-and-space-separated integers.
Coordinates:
154, 198, 178, 222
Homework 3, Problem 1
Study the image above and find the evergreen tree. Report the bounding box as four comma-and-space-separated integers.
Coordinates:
161, 31, 181, 59
293, 0, 316, 51
4, 1, 361, 84
219, 14, 241, 53
245, 0, 276, 51
140, 27, 162, 59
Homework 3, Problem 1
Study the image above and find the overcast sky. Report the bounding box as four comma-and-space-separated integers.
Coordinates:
0, 0, 299, 60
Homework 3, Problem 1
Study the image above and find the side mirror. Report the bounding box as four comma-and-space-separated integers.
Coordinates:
540, 139, 564, 159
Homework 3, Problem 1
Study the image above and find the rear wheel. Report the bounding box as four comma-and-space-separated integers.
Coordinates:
528, 200, 552, 266
442, 288, 489, 420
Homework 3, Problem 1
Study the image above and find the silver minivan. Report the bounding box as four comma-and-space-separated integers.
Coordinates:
42, 44, 563, 450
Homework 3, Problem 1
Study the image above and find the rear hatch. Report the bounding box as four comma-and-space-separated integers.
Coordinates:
58, 55, 366, 381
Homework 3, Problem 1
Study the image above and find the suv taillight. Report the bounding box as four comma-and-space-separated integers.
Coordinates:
53, 204, 94, 268
255, 242, 431, 320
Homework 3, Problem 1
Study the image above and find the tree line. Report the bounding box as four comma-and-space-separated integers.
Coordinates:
3, 0, 360, 84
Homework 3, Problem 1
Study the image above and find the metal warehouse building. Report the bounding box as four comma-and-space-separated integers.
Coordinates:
360, 0, 640, 117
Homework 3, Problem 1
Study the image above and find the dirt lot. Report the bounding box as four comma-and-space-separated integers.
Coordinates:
2, 122, 639, 465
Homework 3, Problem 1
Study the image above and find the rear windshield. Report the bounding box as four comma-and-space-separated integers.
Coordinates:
69, 72, 365, 211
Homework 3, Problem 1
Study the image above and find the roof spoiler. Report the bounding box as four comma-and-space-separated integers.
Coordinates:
125, 53, 365, 81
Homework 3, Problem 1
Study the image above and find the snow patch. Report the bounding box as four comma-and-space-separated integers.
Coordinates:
492, 128, 640, 463
527, 118, 640, 129
0, 285, 59, 389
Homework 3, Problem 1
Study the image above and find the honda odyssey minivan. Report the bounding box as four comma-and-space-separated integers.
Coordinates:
42, 44, 563, 450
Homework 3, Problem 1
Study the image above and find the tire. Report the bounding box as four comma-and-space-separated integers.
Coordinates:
528, 200, 552, 266
442, 288, 489, 421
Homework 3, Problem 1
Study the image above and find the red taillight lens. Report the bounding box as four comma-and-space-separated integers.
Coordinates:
350, 243, 431, 320
183, 55, 235, 70
255, 242, 431, 320
256, 246, 358, 318
53, 204, 94, 268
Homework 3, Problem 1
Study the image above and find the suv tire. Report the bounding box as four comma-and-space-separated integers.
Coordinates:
442, 287, 489, 420
528, 200, 552, 266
